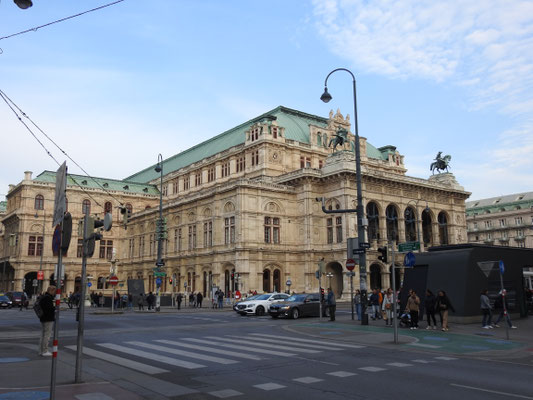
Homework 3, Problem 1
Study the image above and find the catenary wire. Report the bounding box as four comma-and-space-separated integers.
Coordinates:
0, 0, 126, 41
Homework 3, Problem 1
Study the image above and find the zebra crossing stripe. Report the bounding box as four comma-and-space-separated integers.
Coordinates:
182, 338, 296, 357
249, 333, 365, 349
155, 340, 262, 360
96, 343, 205, 369
126, 341, 238, 365
65, 345, 169, 374
228, 335, 343, 351
206, 337, 320, 354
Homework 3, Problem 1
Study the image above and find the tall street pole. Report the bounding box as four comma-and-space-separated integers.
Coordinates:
155, 154, 164, 312
321, 68, 368, 325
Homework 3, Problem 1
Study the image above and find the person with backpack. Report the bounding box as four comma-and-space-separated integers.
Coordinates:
37, 286, 56, 356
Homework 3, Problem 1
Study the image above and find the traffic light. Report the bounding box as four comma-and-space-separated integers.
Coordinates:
84, 214, 112, 258
320, 287, 325, 302
121, 206, 132, 227
169, 277, 173, 285
377, 246, 388, 263
231, 272, 235, 280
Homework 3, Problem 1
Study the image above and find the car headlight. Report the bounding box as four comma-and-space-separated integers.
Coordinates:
247, 304, 255, 307
281, 306, 290, 310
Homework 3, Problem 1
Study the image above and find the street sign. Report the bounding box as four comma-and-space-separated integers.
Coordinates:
156, 278, 162, 286
52, 161, 67, 227
52, 225, 61, 254
315, 270, 320, 279
398, 241, 420, 252
359, 242, 371, 249
235, 290, 241, 300
154, 272, 166, 277
346, 258, 356, 271
499, 260, 505, 275
37, 271, 44, 280
109, 276, 119, 286
352, 249, 366, 254
155, 261, 165, 267
32, 279, 38, 287
404, 252, 416, 267
87, 282, 92, 287
286, 279, 292, 286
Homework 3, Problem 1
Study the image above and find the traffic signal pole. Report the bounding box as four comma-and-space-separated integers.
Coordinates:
75, 214, 89, 383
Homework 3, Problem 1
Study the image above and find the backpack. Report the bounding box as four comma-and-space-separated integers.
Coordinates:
33, 296, 44, 318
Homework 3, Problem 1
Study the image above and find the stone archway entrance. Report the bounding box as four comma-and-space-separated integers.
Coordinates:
369, 264, 382, 290
325, 262, 344, 297
24, 272, 38, 296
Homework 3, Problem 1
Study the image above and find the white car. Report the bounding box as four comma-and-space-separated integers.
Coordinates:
234, 293, 290, 316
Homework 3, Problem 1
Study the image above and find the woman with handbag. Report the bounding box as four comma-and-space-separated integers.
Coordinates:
435, 290, 455, 331
382, 288, 394, 326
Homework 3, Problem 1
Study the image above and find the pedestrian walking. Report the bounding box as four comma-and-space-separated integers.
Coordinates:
147, 292, 154, 310
217, 290, 224, 309
354, 289, 362, 321
197, 292, 203, 308
326, 288, 336, 321
405, 290, 420, 329
128, 293, 133, 310
492, 290, 517, 329
382, 288, 394, 326
98, 292, 105, 308
137, 293, 144, 310
369, 289, 381, 320
177, 293, 183, 310
435, 290, 455, 331
480, 289, 493, 329
38, 285, 56, 356
424, 289, 437, 330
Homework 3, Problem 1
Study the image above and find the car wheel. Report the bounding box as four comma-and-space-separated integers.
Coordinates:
291, 308, 300, 319
255, 306, 265, 316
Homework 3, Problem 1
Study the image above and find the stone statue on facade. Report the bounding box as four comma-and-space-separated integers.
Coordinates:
328, 128, 348, 152
430, 151, 451, 174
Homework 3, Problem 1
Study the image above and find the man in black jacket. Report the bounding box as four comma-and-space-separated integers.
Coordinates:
39, 285, 56, 356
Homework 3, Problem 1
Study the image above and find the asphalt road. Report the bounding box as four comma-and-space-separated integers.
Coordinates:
1, 306, 532, 400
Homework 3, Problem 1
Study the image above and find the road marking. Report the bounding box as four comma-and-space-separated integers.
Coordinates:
126, 341, 238, 365
435, 356, 458, 361
407, 342, 441, 349
155, 340, 262, 360
75, 393, 114, 400
226, 335, 341, 351
358, 366, 387, 372
411, 359, 435, 364
208, 389, 243, 398
327, 371, 357, 378
96, 343, 205, 369
182, 338, 296, 357
206, 336, 320, 354
253, 383, 286, 391
386, 362, 413, 367
65, 345, 169, 375
249, 333, 365, 349
450, 384, 533, 399
293, 377, 324, 384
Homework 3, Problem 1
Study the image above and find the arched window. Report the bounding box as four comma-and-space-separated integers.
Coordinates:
366, 202, 380, 240
104, 201, 112, 214
273, 269, 281, 293
404, 207, 417, 242
422, 209, 433, 246
438, 212, 449, 245
34, 194, 44, 210
317, 132, 322, 146
263, 269, 271, 293
386, 205, 399, 242
82, 199, 91, 215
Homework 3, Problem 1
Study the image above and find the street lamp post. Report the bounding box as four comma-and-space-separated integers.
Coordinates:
321, 68, 369, 325
154, 154, 164, 312
406, 200, 422, 253
35, 210, 45, 297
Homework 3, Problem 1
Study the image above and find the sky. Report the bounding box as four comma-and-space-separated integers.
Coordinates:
1, 0, 532, 202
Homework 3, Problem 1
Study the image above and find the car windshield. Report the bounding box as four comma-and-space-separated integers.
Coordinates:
0, 296, 9, 301
254, 294, 271, 300
244, 295, 260, 301
286, 294, 307, 302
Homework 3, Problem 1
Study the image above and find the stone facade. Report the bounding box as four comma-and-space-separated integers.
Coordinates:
466, 193, 533, 248
1, 106, 470, 300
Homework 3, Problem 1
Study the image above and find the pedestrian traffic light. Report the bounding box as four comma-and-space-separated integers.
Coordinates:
231, 272, 235, 280
377, 246, 388, 263
169, 277, 173, 285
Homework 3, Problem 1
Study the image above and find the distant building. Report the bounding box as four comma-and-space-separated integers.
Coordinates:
1, 106, 470, 299
466, 192, 533, 248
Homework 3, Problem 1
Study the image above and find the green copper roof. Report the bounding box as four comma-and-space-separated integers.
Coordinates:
126, 105, 390, 183
34, 171, 159, 195
466, 191, 533, 216
0, 201, 6, 212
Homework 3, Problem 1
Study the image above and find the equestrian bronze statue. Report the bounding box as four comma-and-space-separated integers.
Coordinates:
430, 151, 451, 174
328, 128, 348, 152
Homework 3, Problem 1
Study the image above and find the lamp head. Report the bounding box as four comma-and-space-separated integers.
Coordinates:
14, 0, 32, 9
155, 164, 162, 173
320, 87, 332, 103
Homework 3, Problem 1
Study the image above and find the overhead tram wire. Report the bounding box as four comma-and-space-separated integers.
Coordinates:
0, 0, 126, 42
0, 89, 115, 211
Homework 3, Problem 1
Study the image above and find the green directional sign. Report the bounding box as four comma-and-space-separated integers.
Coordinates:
398, 241, 420, 252
154, 272, 166, 277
